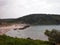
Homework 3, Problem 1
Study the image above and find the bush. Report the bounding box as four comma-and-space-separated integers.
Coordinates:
0, 35, 52, 45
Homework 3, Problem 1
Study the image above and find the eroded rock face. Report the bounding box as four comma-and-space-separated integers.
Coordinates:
0, 24, 30, 35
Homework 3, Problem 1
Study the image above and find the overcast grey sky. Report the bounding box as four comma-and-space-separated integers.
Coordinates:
0, 0, 60, 18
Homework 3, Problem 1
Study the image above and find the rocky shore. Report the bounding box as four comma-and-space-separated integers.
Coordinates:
0, 24, 30, 35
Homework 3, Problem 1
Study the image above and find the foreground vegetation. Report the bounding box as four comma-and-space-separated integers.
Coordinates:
45, 29, 60, 45
0, 35, 52, 45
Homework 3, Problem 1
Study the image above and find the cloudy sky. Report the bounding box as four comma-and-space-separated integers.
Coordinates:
0, 0, 60, 18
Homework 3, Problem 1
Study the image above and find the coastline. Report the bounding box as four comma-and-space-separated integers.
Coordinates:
0, 24, 29, 35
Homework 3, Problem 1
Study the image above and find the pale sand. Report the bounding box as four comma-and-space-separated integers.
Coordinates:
0, 24, 27, 35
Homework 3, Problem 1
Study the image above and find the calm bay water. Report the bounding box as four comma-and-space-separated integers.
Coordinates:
6, 25, 60, 40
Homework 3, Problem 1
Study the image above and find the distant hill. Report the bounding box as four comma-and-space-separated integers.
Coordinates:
16, 14, 60, 25
1, 14, 60, 25
0, 18, 16, 25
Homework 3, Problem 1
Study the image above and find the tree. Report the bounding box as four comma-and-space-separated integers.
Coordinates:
44, 29, 60, 45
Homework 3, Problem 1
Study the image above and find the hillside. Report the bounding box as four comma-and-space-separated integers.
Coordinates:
1, 14, 60, 25
16, 14, 60, 25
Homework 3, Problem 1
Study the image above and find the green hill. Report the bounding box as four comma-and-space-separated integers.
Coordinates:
16, 14, 60, 25
1, 14, 60, 25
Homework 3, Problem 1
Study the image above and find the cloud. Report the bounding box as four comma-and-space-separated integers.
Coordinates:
0, 0, 60, 18
0, 0, 7, 6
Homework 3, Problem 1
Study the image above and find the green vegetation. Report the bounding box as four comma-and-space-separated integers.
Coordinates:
1, 14, 60, 25
0, 35, 52, 45
45, 29, 60, 45
17, 14, 60, 25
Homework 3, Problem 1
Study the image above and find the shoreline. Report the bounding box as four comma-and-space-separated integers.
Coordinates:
0, 24, 29, 35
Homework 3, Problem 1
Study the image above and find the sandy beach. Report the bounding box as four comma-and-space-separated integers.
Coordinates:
0, 24, 28, 35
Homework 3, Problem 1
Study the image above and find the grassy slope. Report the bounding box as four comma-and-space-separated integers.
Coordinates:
0, 35, 52, 45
